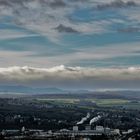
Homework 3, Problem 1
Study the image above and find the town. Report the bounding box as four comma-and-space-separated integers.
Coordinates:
0, 93, 140, 140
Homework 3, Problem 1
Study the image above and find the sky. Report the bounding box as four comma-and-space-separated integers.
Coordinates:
0, 0, 140, 90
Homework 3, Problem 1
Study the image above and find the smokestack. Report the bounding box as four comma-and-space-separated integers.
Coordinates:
77, 113, 90, 125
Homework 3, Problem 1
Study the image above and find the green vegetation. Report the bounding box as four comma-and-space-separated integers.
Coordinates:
92, 99, 129, 106
37, 97, 140, 110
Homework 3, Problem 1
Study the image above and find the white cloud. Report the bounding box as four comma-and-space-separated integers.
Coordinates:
0, 50, 55, 67
41, 42, 140, 65
0, 65, 140, 89
0, 42, 139, 68
0, 0, 123, 42
0, 0, 139, 68
0, 29, 38, 40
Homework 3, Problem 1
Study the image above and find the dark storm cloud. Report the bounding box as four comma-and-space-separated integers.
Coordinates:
0, 0, 32, 6
96, 0, 137, 10
49, 0, 66, 8
117, 27, 140, 33
0, 0, 66, 9
54, 24, 79, 33
69, 0, 89, 3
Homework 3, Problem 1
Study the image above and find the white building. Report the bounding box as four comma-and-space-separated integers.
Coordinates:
73, 126, 78, 131
95, 126, 104, 133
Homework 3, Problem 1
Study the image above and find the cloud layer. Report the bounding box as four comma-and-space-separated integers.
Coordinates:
0, 0, 139, 69
0, 0, 139, 41
0, 65, 140, 89
96, 0, 137, 10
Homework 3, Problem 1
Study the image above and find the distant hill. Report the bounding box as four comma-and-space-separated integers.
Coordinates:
0, 85, 67, 94
0, 85, 139, 100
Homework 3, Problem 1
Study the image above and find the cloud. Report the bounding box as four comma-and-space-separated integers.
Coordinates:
0, 0, 139, 72
0, 40, 139, 68
54, 24, 79, 33
0, 29, 38, 40
0, 50, 57, 67
0, 0, 138, 43
0, 65, 140, 89
49, 0, 66, 8
43, 42, 140, 66
117, 27, 140, 33
0, 0, 113, 42
96, 0, 137, 10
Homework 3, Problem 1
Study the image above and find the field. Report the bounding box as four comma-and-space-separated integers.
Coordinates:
37, 97, 140, 110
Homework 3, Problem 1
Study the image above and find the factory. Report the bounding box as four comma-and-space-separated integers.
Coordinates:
55, 113, 120, 137
56, 125, 119, 137
52, 112, 121, 138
